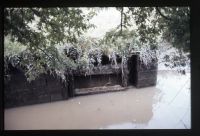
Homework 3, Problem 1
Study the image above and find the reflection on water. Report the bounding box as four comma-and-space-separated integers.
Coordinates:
103, 71, 191, 129
4, 71, 191, 129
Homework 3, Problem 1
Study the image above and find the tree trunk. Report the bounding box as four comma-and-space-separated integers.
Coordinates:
121, 55, 128, 87
120, 7, 123, 35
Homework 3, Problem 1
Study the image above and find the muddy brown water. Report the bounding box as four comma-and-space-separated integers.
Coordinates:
4, 86, 160, 130
4, 71, 190, 129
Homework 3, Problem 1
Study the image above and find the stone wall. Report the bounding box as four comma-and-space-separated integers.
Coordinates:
73, 64, 122, 89
74, 74, 122, 89
128, 55, 138, 86
4, 54, 158, 108
135, 56, 158, 88
127, 54, 158, 88
4, 67, 69, 108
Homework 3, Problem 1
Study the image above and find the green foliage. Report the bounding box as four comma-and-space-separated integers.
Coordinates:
4, 8, 96, 82
115, 7, 160, 49
157, 7, 190, 52
4, 7, 190, 82
113, 7, 189, 71
4, 36, 27, 75
126, 7, 190, 52
4, 8, 95, 46
100, 28, 157, 66
100, 28, 137, 56
4, 35, 27, 56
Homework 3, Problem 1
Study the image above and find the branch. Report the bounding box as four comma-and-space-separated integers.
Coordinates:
37, 47, 53, 60
120, 7, 123, 35
30, 8, 41, 17
156, 7, 172, 21
37, 46, 62, 63
27, 36, 58, 63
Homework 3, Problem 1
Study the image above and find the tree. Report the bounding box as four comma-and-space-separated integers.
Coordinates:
4, 7, 190, 82
124, 7, 190, 52
155, 7, 190, 52
111, 7, 190, 72
4, 8, 96, 81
